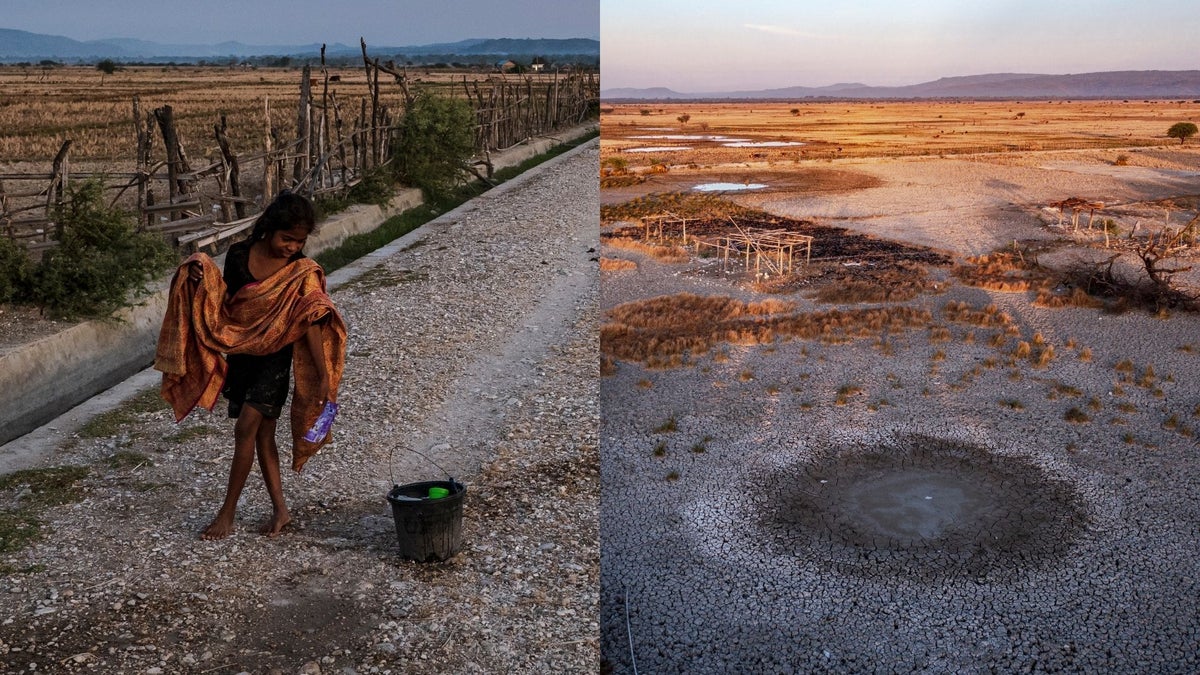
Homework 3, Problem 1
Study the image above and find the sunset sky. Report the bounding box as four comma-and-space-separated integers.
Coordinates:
3, 0, 598, 45
602, 0, 1200, 92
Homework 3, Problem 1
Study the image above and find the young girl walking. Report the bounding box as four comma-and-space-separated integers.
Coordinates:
155, 191, 346, 540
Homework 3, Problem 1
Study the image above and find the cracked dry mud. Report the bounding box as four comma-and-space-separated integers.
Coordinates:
600, 146, 1200, 673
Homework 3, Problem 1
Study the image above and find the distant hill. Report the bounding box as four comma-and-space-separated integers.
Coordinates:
0, 28, 598, 62
603, 71, 1200, 100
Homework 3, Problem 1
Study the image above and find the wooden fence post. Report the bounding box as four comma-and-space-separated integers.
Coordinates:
46, 140, 72, 230
262, 96, 275, 201
214, 114, 243, 219
295, 65, 311, 189
153, 105, 191, 201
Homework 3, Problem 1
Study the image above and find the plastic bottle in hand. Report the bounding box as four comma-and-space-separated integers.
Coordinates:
303, 401, 339, 442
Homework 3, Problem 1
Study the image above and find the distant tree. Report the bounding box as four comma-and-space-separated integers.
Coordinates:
96, 59, 118, 75
790, 108, 800, 116
677, 113, 691, 126
1167, 122, 1198, 144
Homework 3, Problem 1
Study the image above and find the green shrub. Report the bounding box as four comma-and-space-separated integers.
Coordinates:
0, 236, 31, 303
314, 167, 396, 220
30, 180, 174, 319
390, 91, 476, 203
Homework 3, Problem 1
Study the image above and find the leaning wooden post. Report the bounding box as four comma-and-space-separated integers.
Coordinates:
46, 139, 72, 225
214, 114, 243, 219
153, 105, 190, 201
320, 44, 333, 190
132, 96, 147, 215
360, 38, 380, 168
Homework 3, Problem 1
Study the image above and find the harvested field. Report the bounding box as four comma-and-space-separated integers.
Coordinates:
0, 64, 572, 161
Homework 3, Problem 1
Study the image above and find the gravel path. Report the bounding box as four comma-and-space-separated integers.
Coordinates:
600, 149, 1200, 673
0, 141, 599, 674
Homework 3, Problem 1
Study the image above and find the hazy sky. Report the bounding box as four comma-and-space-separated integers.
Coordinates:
602, 0, 1200, 91
4, 0, 598, 45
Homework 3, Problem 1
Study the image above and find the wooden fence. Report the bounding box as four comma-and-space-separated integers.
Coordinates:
0, 41, 598, 256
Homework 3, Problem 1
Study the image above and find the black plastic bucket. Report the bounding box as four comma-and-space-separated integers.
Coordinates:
386, 479, 466, 562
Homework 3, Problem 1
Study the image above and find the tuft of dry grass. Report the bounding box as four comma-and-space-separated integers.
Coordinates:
953, 251, 1048, 293
1050, 382, 1083, 398
928, 326, 952, 343
1064, 407, 1090, 423
813, 264, 937, 304
1033, 345, 1055, 369
654, 416, 678, 433
1035, 286, 1104, 309
601, 355, 617, 377
603, 237, 691, 262
600, 257, 638, 272
601, 293, 931, 368
835, 384, 864, 405
942, 300, 1016, 329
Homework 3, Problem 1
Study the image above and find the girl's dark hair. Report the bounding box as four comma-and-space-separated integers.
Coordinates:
248, 190, 316, 243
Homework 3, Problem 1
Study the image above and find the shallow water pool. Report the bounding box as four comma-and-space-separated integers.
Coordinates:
692, 182, 767, 192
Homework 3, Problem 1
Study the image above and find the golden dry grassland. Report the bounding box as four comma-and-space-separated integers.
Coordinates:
601, 99, 1200, 167
0, 64, 565, 163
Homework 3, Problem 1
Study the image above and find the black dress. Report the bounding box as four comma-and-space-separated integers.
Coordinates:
221, 240, 305, 420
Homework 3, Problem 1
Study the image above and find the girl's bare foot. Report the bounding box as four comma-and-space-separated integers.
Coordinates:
261, 510, 292, 537
201, 515, 235, 540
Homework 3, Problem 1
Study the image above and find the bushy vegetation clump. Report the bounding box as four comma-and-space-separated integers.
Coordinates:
9, 180, 175, 319
0, 236, 31, 304
1166, 122, 1197, 144
390, 91, 477, 202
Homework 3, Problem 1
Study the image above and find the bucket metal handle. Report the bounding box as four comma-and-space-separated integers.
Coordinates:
388, 444, 456, 487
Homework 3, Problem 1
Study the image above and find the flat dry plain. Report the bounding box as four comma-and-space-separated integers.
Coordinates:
599, 101, 1200, 672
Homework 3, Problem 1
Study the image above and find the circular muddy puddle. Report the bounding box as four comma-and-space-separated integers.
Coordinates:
839, 468, 998, 541
757, 435, 1090, 579
692, 182, 767, 192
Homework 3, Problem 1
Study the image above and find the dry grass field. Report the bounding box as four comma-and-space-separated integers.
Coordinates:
0, 64, 569, 164
601, 99, 1200, 168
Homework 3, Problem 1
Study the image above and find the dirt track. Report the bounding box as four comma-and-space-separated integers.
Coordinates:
0, 142, 599, 674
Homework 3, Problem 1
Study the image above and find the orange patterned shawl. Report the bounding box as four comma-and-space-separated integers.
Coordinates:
154, 253, 346, 471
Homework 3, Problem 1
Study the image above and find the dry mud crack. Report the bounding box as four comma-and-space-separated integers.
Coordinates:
600, 147, 1200, 673
0, 141, 599, 673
